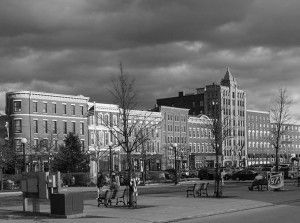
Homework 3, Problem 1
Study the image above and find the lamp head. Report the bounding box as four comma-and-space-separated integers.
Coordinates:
173, 143, 177, 147
21, 138, 27, 144
108, 142, 113, 147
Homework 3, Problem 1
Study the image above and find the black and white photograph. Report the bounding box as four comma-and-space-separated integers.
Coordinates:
0, 0, 300, 222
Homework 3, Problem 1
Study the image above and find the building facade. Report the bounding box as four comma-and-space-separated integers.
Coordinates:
246, 110, 272, 165
246, 109, 300, 165
6, 91, 89, 172
88, 103, 162, 179
157, 68, 247, 167
158, 106, 189, 170
188, 115, 216, 168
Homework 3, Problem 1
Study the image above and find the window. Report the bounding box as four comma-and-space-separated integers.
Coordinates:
53, 121, 57, 134
99, 131, 104, 145
81, 122, 84, 135
14, 119, 22, 133
113, 115, 117, 126
33, 120, 38, 133
80, 106, 84, 116
72, 122, 76, 133
13, 101, 22, 112
63, 121, 67, 134
81, 140, 85, 150
91, 132, 95, 145
33, 102, 38, 112
53, 139, 58, 150
52, 103, 57, 114
71, 105, 75, 115
44, 120, 48, 133
104, 114, 109, 125
97, 113, 102, 126
63, 104, 67, 114
41, 139, 48, 148
43, 103, 47, 113
104, 132, 109, 145
33, 139, 39, 148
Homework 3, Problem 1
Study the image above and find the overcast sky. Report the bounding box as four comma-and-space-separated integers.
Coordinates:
0, 0, 300, 121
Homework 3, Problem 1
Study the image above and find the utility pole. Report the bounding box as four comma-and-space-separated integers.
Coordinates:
173, 143, 178, 185
21, 138, 28, 173
109, 142, 113, 179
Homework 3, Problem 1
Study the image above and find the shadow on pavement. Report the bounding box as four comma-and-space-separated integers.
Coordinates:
0, 209, 50, 220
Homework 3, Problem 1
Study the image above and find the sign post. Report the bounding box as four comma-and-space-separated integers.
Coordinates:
268, 172, 284, 190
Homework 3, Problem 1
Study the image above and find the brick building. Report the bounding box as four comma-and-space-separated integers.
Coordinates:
188, 115, 216, 168
157, 106, 189, 170
6, 91, 89, 172
157, 68, 247, 167
271, 123, 300, 164
246, 110, 300, 165
246, 110, 272, 165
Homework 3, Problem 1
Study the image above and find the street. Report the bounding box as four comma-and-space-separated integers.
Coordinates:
180, 201, 300, 223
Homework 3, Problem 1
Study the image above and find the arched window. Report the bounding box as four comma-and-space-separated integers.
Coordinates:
104, 114, 109, 125
98, 113, 103, 125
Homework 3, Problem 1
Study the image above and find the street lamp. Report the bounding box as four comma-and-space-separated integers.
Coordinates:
21, 138, 28, 173
173, 143, 178, 185
108, 142, 113, 178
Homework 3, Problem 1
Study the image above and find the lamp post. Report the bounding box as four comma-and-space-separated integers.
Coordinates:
21, 138, 28, 173
173, 143, 178, 185
108, 142, 113, 179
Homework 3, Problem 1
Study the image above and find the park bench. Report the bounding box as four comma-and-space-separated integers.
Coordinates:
198, 182, 209, 196
98, 188, 127, 207
186, 183, 199, 197
248, 178, 268, 191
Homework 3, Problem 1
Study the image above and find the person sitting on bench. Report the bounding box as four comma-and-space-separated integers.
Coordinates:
248, 174, 266, 191
110, 172, 120, 199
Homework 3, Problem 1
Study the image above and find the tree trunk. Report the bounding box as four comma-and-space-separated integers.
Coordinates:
275, 145, 279, 172
214, 152, 222, 197
126, 152, 134, 206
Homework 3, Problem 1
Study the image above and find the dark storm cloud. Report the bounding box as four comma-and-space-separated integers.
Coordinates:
0, 0, 253, 50
0, 0, 300, 121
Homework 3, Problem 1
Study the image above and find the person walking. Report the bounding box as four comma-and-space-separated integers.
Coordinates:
97, 172, 111, 206
97, 172, 105, 199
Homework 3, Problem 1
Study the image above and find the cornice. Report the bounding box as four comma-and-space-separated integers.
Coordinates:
7, 91, 89, 103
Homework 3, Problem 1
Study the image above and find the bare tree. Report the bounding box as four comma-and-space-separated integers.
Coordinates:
106, 63, 161, 206
269, 88, 293, 172
206, 109, 232, 197
27, 122, 62, 172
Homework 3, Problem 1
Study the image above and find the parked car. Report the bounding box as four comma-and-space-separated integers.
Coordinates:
222, 168, 235, 180
198, 168, 215, 180
164, 169, 176, 180
231, 169, 258, 181
288, 168, 300, 179
188, 170, 198, 178
180, 170, 188, 178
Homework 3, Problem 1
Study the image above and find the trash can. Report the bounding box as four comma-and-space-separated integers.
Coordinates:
50, 192, 84, 218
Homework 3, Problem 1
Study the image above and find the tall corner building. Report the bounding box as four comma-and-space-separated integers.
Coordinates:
157, 68, 247, 167
6, 91, 89, 172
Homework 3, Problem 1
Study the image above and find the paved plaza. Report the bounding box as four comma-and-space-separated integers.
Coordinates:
0, 182, 299, 223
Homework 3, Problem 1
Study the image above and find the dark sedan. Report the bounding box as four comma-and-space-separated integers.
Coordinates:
231, 169, 258, 181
